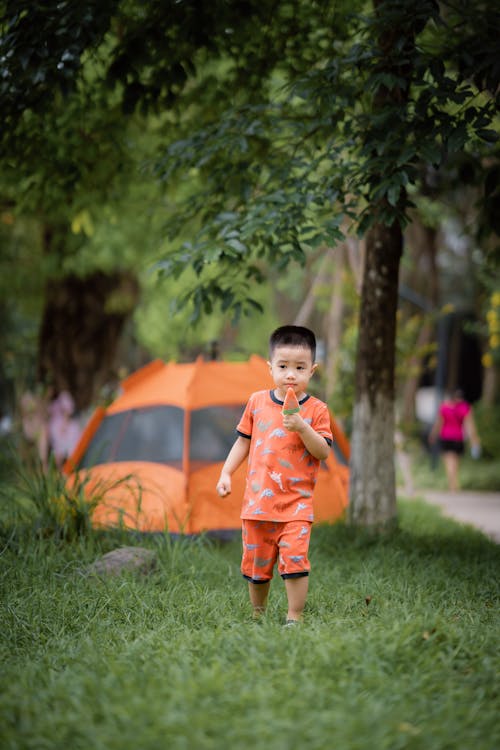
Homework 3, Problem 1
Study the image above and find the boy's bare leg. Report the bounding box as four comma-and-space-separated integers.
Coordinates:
284, 575, 309, 621
248, 581, 270, 618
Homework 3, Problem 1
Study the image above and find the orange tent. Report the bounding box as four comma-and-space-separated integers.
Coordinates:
65, 356, 349, 535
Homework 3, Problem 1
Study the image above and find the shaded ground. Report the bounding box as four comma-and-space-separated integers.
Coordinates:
419, 490, 500, 544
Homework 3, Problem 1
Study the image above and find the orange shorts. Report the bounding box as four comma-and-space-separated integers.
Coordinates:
241, 519, 312, 583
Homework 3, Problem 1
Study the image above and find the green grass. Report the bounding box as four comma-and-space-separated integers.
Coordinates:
399, 442, 500, 492
1, 501, 499, 750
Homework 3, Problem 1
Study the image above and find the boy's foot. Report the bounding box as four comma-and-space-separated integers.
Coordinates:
252, 607, 266, 621
284, 619, 299, 627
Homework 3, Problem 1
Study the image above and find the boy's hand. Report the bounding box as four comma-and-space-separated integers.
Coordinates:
282, 412, 306, 433
283, 413, 330, 460
216, 473, 232, 497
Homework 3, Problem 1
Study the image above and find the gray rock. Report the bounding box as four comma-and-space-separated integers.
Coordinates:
87, 546, 157, 577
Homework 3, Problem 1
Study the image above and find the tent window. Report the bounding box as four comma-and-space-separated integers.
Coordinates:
79, 412, 128, 468
190, 405, 244, 463
78, 406, 184, 467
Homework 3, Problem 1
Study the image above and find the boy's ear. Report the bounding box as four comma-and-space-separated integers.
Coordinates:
311, 363, 318, 375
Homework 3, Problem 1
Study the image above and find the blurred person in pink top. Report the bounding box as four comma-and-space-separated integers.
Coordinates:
429, 389, 480, 491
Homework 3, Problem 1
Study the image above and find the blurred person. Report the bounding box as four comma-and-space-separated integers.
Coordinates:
20, 390, 49, 469
48, 391, 82, 468
428, 389, 481, 491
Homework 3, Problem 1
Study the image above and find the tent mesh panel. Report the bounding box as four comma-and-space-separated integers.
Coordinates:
78, 406, 184, 467
78, 404, 347, 469
189, 405, 244, 463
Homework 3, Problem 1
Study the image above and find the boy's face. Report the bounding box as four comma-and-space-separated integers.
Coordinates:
267, 345, 317, 400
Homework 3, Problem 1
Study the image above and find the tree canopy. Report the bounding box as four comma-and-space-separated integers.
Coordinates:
1, 0, 498, 527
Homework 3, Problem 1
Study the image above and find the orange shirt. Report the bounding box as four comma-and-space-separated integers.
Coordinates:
237, 389, 332, 522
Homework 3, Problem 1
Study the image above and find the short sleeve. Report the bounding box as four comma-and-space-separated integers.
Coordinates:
314, 402, 333, 443
236, 395, 255, 439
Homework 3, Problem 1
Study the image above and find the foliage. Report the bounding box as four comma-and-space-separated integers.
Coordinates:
135, 263, 276, 361
10, 0, 498, 314
150, 1, 499, 319
474, 402, 500, 461
2, 0, 498, 324
0, 1, 118, 132
2, 1, 498, 329
482, 291, 500, 368
0, 217, 44, 393
1, 1, 349, 123
0, 502, 498, 749
1, 1, 499, 526
0, 451, 130, 540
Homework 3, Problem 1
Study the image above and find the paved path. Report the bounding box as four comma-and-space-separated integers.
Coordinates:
419, 490, 500, 544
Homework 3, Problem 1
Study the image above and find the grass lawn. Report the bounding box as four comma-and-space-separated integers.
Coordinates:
1, 500, 499, 750
407, 449, 500, 493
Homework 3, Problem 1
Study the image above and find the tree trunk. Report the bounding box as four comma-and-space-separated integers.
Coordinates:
482, 364, 497, 406
349, 221, 403, 527
37, 271, 138, 412
348, 0, 422, 528
324, 244, 345, 401
346, 235, 364, 295
294, 249, 332, 328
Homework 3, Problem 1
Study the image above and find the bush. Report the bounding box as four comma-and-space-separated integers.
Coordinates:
474, 401, 500, 460
0, 453, 125, 540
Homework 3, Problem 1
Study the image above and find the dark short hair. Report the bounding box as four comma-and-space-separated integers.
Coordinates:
269, 325, 316, 360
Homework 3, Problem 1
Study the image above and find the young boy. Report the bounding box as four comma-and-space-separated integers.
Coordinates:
216, 325, 332, 625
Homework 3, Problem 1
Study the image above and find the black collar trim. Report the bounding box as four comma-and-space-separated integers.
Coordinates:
270, 390, 310, 406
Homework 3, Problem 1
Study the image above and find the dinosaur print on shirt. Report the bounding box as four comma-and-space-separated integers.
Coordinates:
237, 389, 332, 522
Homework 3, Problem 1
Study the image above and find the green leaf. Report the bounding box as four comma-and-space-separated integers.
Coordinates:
225, 238, 247, 254
387, 184, 401, 207
476, 129, 499, 143
221, 290, 234, 312
447, 124, 468, 153
419, 140, 442, 166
